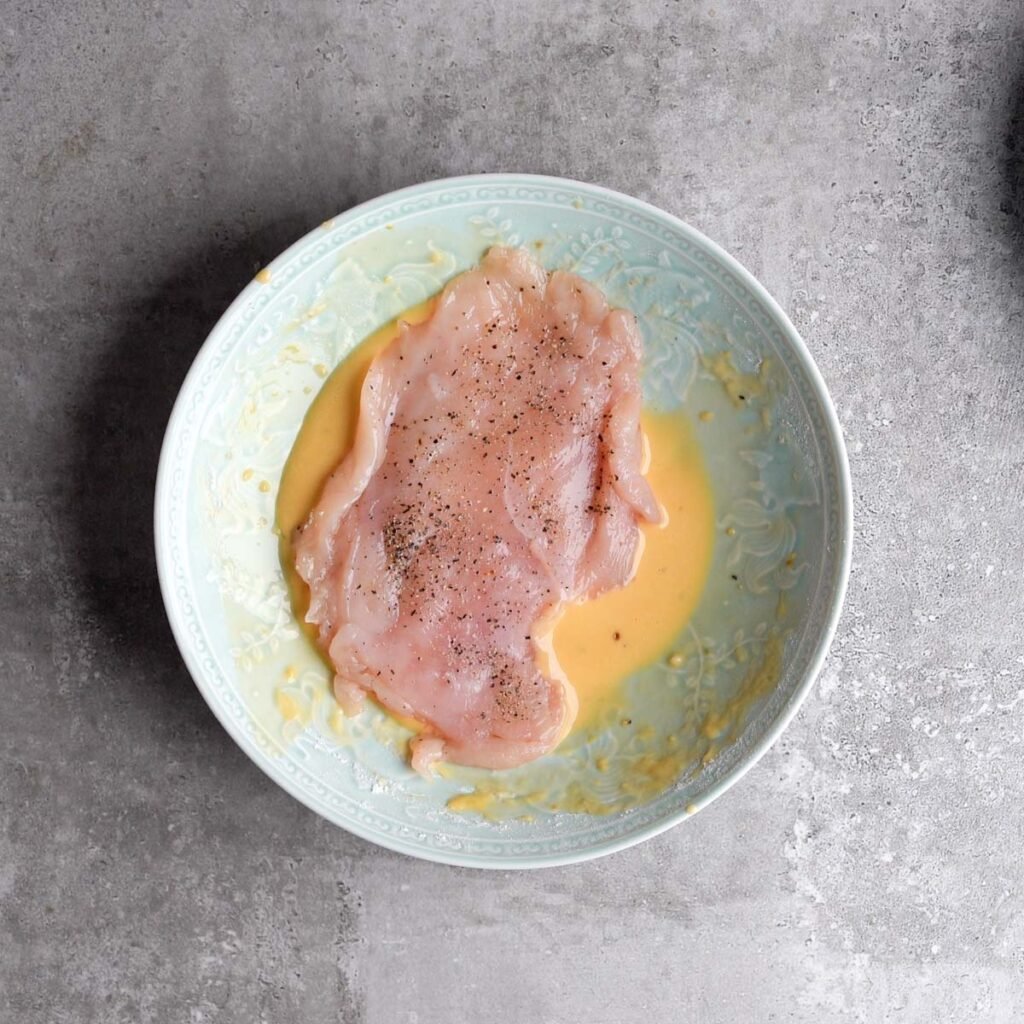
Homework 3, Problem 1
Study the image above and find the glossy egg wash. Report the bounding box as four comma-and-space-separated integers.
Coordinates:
276, 299, 716, 734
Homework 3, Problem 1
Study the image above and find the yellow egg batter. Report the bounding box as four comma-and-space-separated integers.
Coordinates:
276, 299, 715, 736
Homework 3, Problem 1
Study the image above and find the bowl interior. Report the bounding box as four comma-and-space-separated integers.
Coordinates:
156, 175, 849, 867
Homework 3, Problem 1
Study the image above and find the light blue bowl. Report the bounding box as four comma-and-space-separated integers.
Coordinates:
155, 174, 851, 868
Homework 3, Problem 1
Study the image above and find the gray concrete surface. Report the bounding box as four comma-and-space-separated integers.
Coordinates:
2, 0, 1024, 1020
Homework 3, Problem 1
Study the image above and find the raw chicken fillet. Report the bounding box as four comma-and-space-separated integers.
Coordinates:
295, 247, 662, 771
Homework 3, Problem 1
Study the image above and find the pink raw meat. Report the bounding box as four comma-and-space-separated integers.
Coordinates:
294, 247, 662, 771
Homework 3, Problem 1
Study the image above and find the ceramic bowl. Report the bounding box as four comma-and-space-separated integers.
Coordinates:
155, 174, 851, 867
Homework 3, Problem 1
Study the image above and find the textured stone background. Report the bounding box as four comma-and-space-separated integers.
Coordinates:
3, 1, 1024, 1021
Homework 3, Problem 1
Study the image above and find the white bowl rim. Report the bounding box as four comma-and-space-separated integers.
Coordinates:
154, 172, 853, 868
